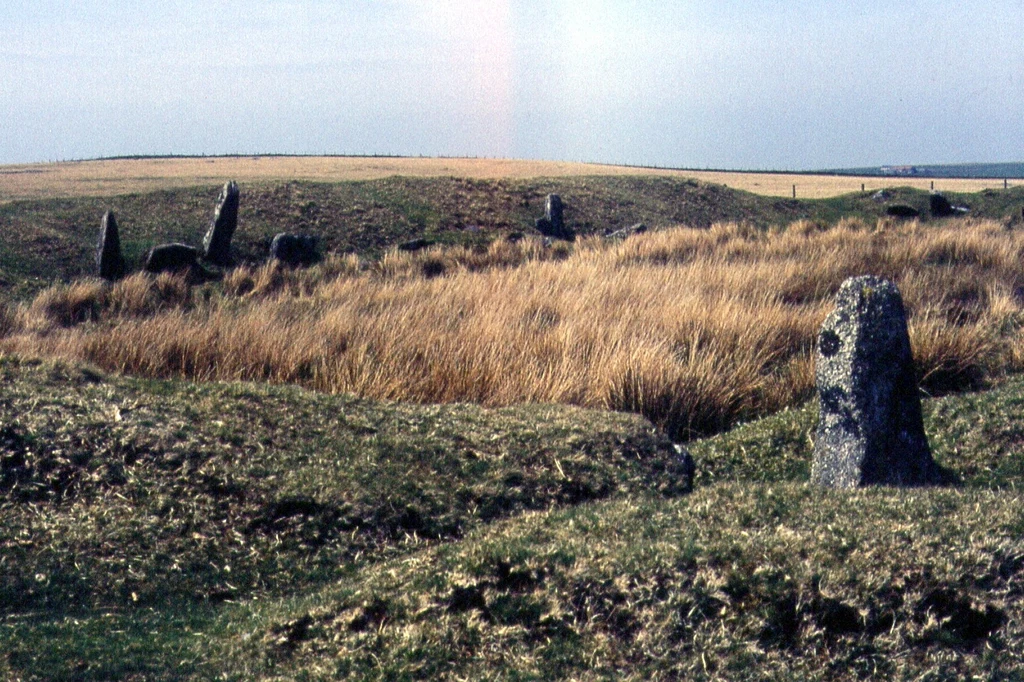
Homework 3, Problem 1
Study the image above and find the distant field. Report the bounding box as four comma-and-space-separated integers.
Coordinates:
0, 156, 1017, 202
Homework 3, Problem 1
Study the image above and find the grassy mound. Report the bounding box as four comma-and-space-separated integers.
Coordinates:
0, 355, 687, 611
2, 358, 1024, 680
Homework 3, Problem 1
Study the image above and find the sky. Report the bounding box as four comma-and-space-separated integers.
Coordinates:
2, 0, 1023, 170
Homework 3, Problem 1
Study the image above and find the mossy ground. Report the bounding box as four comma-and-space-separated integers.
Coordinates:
2, 355, 1023, 680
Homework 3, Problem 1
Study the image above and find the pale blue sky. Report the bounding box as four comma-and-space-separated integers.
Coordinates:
2, 0, 1022, 169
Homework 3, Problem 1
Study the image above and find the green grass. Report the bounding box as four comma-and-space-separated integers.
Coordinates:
3, 355, 1024, 679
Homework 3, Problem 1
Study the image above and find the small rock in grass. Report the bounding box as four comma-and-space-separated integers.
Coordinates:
270, 233, 318, 266
398, 238, 433, 252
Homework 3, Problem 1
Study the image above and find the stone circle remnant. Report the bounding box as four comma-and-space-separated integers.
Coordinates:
811, 275, 943, 488
96, 210, 126, 281
270, 233, 319, 266
202, 181, 240, 266
144, 243, 198, 274
535, 193, 574, 241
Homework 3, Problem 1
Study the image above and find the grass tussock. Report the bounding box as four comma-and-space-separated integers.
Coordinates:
5, 217, 1024, 439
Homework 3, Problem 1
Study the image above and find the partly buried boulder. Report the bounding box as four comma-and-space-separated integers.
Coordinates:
886, 204, 920, 218
270, 233, 319, 266
812, 275, 944, 488
144, 243, 198, 274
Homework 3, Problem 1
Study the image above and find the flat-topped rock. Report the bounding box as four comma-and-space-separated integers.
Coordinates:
145, 243, 198, 274
812, 275, 943, 488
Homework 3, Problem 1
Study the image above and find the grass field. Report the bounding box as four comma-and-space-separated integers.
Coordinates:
2, 165, 1024, 679
0, 156, 1018, 202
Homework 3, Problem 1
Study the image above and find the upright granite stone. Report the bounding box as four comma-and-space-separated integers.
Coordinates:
202, 181, 240, 266
270, 233, 319, 266
96, 210, 126, 281
145, 243, 198, 274
812, 276, 943, 487
535, 193, 574, 241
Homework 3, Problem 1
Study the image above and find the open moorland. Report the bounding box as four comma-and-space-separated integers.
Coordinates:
1, 156, 1017, 202
2, 158, 1024, 680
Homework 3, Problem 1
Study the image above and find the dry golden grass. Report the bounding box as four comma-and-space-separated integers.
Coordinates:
4, 217, 1023, 439
0, 156, 1015, 202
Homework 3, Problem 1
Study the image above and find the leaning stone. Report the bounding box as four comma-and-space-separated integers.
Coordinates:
202, 181, 240, 266
886, 204, 919, 218
270, 233, 319, 266
930, 193, 954, 217
96, 210, 126, 281
144, 243, 198, 274
812, 276, 943, 487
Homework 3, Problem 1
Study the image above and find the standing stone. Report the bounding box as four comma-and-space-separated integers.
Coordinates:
930, 193, 955, 217
270, 233, 319, 266
202, 181, 240, 266
144, 243, 198, 274
96, 210, 126, 281
812, 276, 943, 487
535, 193, 574, 241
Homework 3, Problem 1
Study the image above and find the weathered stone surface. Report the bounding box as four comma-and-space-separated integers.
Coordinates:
270, 233, 319, 266
144, 243, 198, 274
535, 193, 575, 241
202, 181, 240, 266
930, 193, 955, 217
96, 210, 126, 281
812, 276, 943, 487
886, 204, 920, 218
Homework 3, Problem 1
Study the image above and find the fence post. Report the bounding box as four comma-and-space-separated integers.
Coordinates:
792, 184, 796, 199
1006, 178, 1009, 189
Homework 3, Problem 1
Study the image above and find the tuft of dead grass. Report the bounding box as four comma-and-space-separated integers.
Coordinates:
5, 217, 1024, 439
